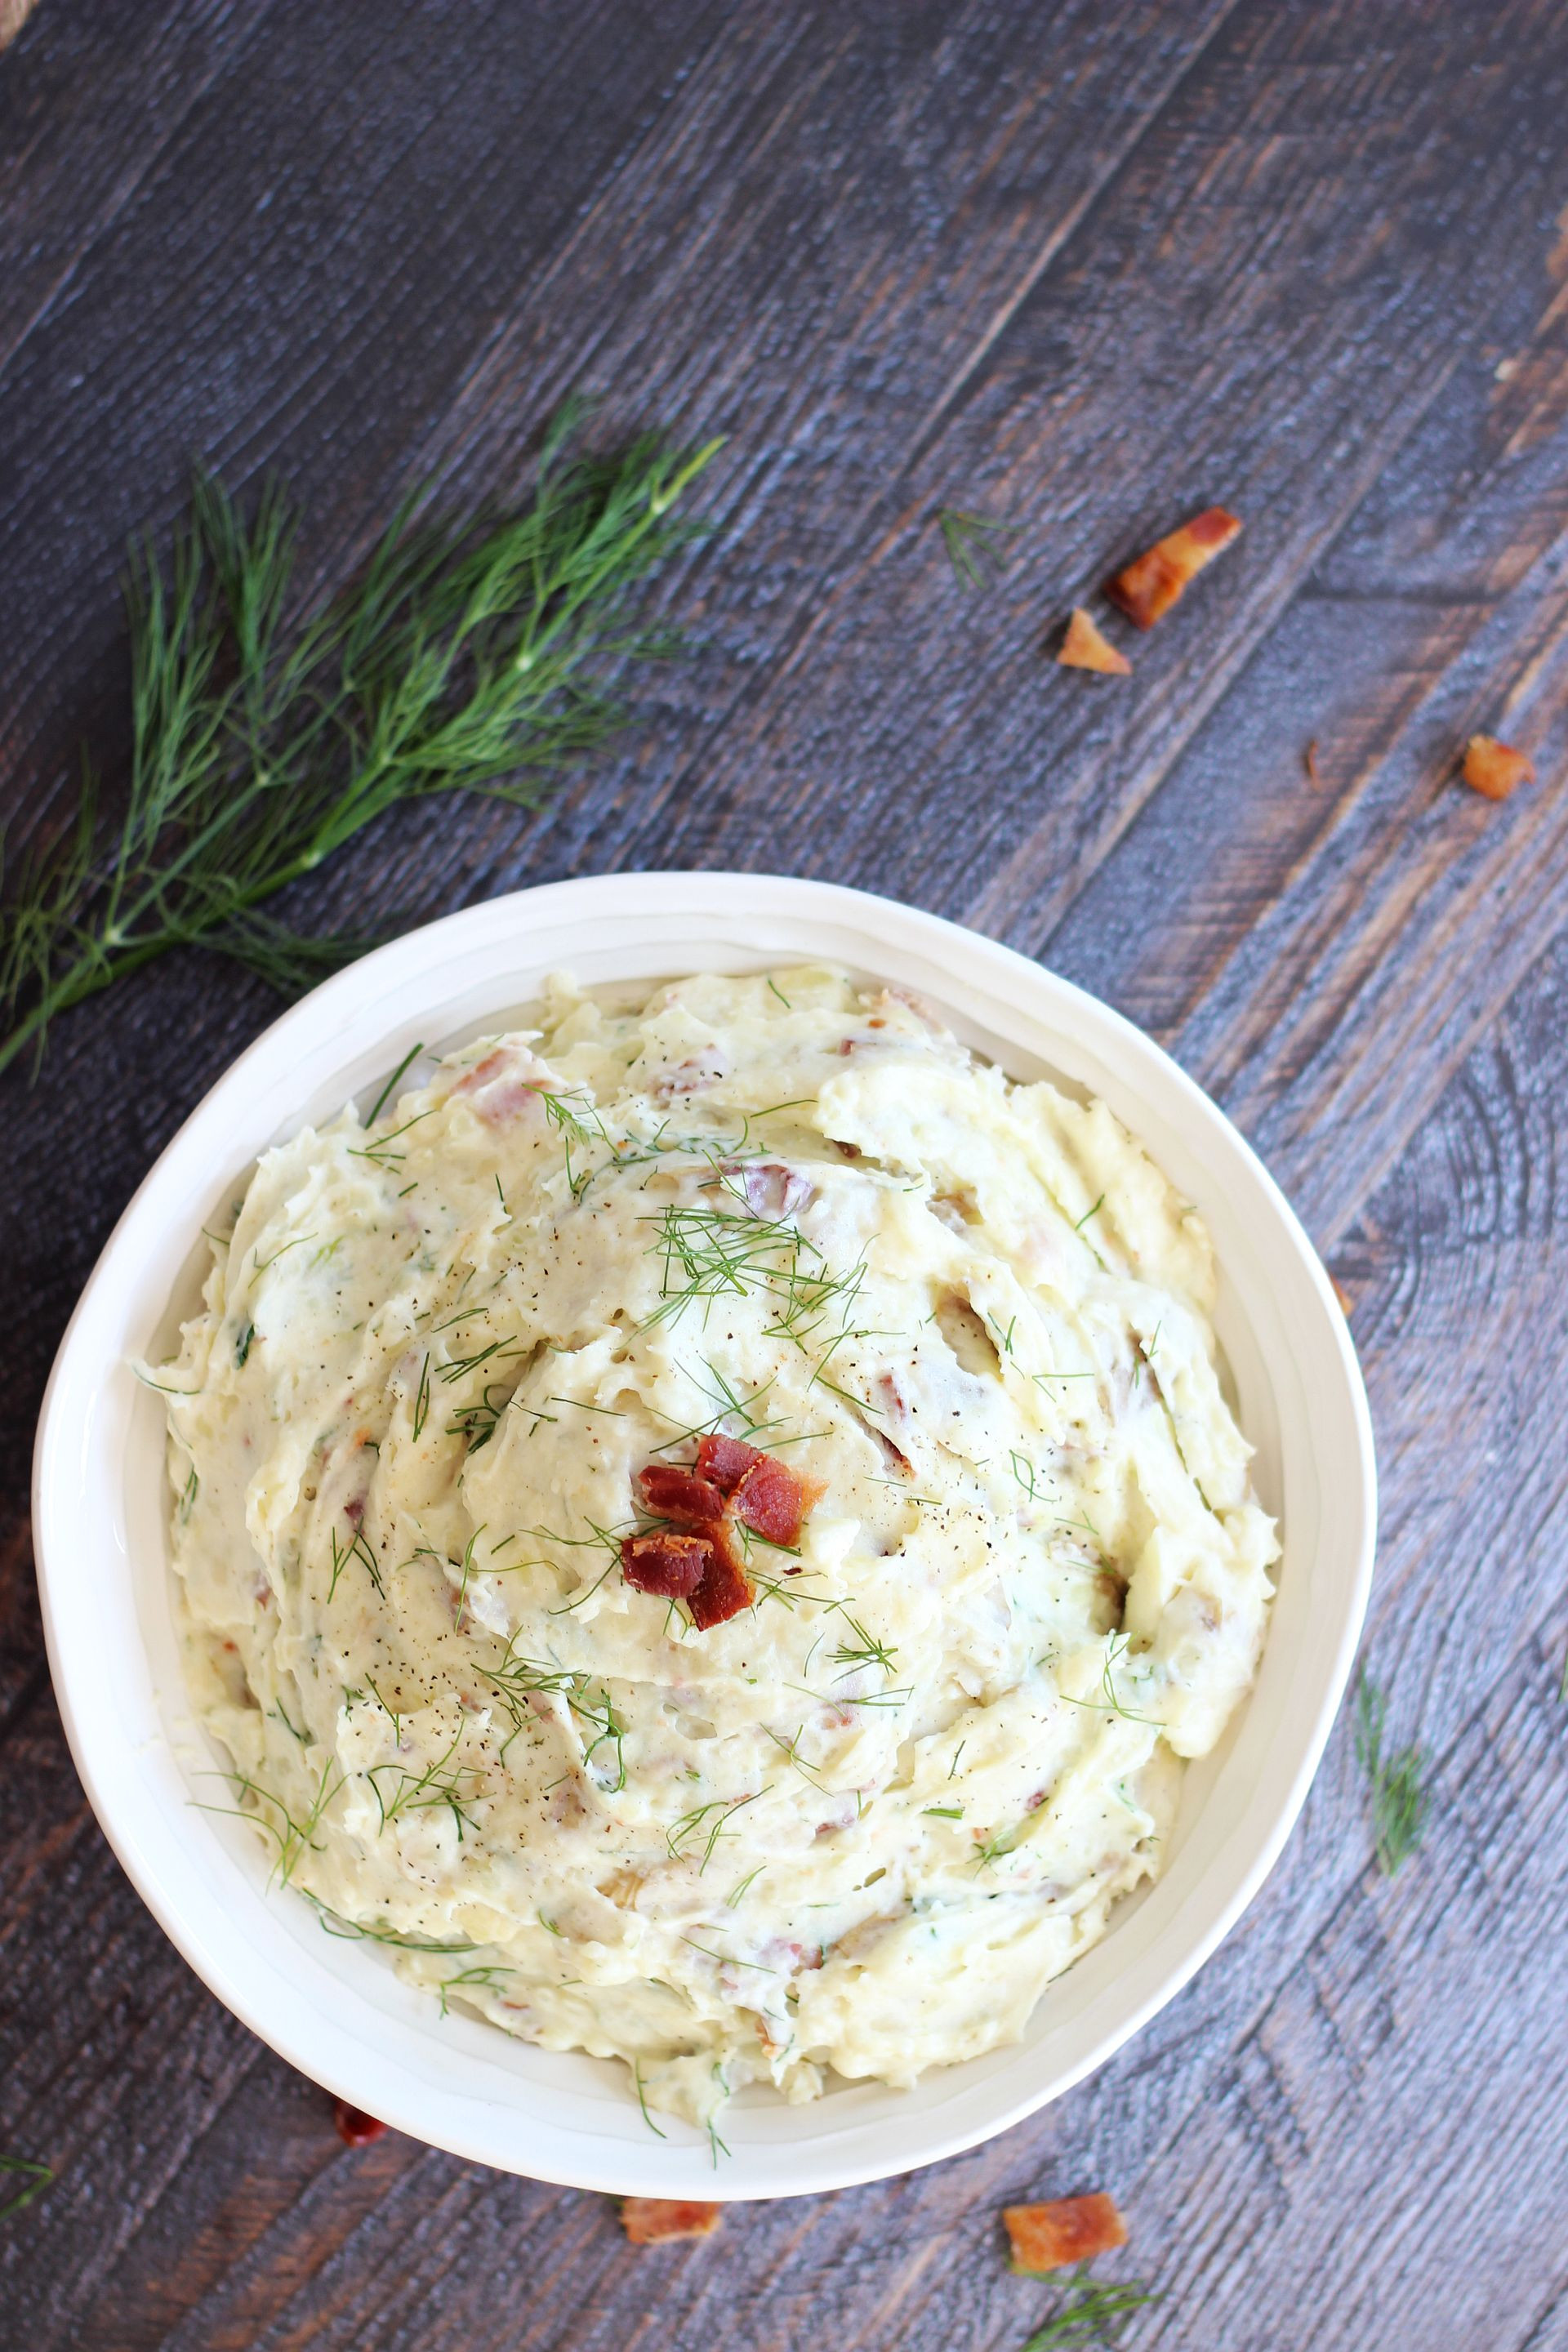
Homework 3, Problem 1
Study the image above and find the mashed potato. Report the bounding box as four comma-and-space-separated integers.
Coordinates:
158, 966, 1277, 2126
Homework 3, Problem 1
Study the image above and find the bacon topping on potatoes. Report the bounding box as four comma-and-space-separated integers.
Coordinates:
620, 1531, 711, 1600
636, 1464, 728, 1526
625, 1440, 813, 1625
621, 2196, 723, 2244
1058, 608, 1131, 675
1462, 733, 1535, 801
1004, 2191, 1129, 2274
1107, 506, 1241, 629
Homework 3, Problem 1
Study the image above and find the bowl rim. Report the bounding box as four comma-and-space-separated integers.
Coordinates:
32, 870, 1376, 2198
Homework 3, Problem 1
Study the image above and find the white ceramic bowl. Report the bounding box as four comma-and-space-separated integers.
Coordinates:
33, 872, 1374, 2201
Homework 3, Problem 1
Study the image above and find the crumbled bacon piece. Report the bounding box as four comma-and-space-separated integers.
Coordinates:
621, 2196, 723, 2244
621, 1531, 710, 1600
332, 2099, 387, 2149
1463, 733, 1535, 801
687, 1527, 753, 1630
637, 1464, 727, 1527
1004, 2192, 1128, 2274
630, 1439, 813, 1624
1057, 608, 1131, 675
1107, 506, 1241, 629
695, 1433, 765, 1493
733, 1454, 807, 1545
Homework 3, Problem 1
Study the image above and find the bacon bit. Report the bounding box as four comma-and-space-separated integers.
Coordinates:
1107, 506, 1242, 629
1304, 737, 1321, 786
637, 1465, 728, 1526
332, 2099, 388, 2149
621, 1531, 710, 1600
733, 1454, 807, 1545
1463, 733, 1535, 801
1331, 1276, 1355, 1318
1004, 2192, 1128, 2274
1057, 607, 1132, 675
687, 1526, 753, 1630
695, 1433, 765, 1494
621, 2197, 723, 2245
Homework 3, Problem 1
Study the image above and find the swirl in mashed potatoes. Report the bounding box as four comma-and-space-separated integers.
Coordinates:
159, 966, 1277, 2126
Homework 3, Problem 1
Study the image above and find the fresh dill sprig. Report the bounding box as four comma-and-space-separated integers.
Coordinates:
666, 1786, 770, 1871
0, 2155, 56, 2224
195, 1760, 341, 1888
435, 1962, 513, 2020
632, 2060, 668, 2139
300, 1890, 475, 1953
1019, 2270, 1161, 2349
366, 1726, 484, 1841
1059, 1636, 1163, 1732
1354, 1674, 1428, 1877
0, 403, 723, 1078
936, 505, 1017, 590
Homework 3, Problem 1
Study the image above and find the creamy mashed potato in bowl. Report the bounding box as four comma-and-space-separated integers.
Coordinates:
157, 961, 1276, 2135
33, 875, 1374, 2196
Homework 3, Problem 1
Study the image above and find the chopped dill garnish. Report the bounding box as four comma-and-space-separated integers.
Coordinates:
922, 1805, 964, 1820
829, 1617, 900, 1683
666, 1787, 770, 1871
1058, 1636, 1163, 1731
436, 1962, 513, 2019
633, 2059, 667, 2138
366, 1041, 425, 1127
366, 1725, 483, 1841
766, 976, 792, 1009
1019, 2270, 1161, 2348
234, 1320, 256, 1368
412, 1353, 431, 1441
178, 1463, 198, 1521
706, 2114, 731, 2169
301, 1891, 474, 1953
0, 2155, 56, 2224
1073, 1194, 1105, 1234
0, 407, 724, 1080
194, 1759, 341, 1888
1355, 1674, 1428, 1876
936, 505, 1017, 590
349, 1109, 435, 1171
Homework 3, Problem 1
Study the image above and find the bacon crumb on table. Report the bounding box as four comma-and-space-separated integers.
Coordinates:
1107, 506, 1242, 629
1057, 607, 1132, 675
332, 2099, 387, 2149
1003, 2191, 1129, 2274
1462, 733, 1535, 800
621, 2197, 724, 2244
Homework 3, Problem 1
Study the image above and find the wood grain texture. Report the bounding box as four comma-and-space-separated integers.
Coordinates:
2, 1, 1567, 2345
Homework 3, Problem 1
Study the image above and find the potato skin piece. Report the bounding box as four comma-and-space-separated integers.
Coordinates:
1107, 506, 1241, 628
621, 2196, 723, 2244
1003, 2190, 1129, 2274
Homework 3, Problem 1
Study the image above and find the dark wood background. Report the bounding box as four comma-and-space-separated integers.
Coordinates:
3, 3, 1567, 2345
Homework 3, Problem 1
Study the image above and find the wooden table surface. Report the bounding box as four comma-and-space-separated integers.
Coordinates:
4, 4, 1568, 2345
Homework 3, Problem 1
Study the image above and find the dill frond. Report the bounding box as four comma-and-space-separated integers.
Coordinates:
0, 405, 723, 1077
1354, 1674, 1428, 1877
0, 2154, 56, 2224
1020, 2270, 1161, 2348
936, 505, 1016, 590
